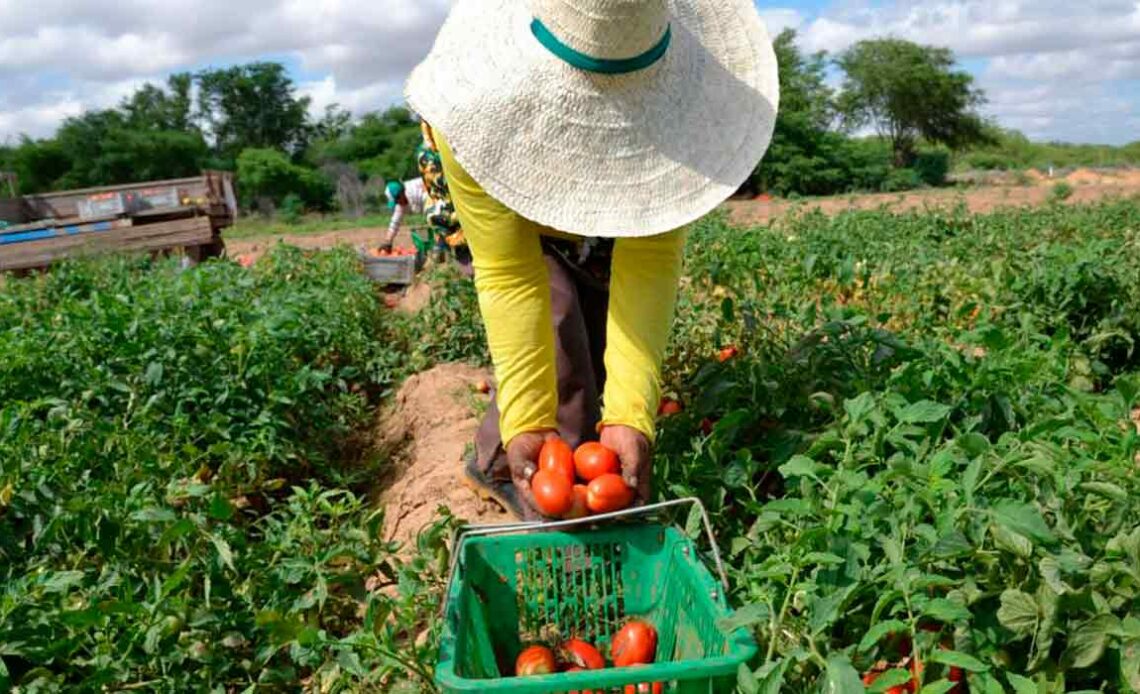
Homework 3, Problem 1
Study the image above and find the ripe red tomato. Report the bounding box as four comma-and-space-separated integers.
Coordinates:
623, 683, 663, 694
539, 438, 576, 485
531, 470, 574, 517
612, 621, 657, 667
657, 398, 683, 415
561, 638, 605, 670
515, 644, 556, 675
717, 345, 739, 362
574, 442, 620, 482
563, 484, 590, 519
586, 474, 633, 514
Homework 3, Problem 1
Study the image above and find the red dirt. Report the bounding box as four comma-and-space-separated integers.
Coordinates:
225, 179, 1140, 260
375, 363, 510, 550
727, 178, 1140, 226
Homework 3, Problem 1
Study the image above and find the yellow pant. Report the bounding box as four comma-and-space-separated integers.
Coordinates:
436, 134, 685, 445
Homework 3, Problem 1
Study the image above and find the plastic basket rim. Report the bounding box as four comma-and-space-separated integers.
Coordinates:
435, 524, 758, 691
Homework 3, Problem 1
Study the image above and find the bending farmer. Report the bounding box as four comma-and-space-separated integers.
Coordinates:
405, 0, 778, 518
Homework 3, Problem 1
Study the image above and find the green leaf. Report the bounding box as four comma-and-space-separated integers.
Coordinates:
844, 392, 875, 423
779, 455, 821, 479
1006, 673, 1038, 694
755, 658, 789, 694
931, 530, 972, 559
992, 501, 1057, 546
144, 361, 164, 386
917, 681, 958, 694
823, 654, 864, 694
922, 598, 971, 624
1062, 614, 1120, 669
1080, 482, 1127, 502
717, 603, 770, 634
803, 552, 845, 566
131, 507, 178, 523
957, 432, 990, 457
209, 534, 235, 571
858, 619, 910, 652
898, 400, 951, 423
0, 655, 10, 691
209, 493, 234, 521
738, 663, 760, 694
42, 570, 85, 594
684, 504, 702, 539
929, 649, 989, 672
997, 589, 1039, 635
991, 523, 1034, 559
867, 668, 912, 693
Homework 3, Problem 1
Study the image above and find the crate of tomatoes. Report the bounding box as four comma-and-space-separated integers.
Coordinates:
435, 440, 757, 693
360, 246, 421, 285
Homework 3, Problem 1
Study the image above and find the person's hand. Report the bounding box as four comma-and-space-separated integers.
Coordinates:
505, 429, 559, 520
378, 240, 394, 253
600, 425, 652, 506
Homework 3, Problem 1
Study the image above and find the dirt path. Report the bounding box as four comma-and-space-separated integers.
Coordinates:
727, 175, 1140, 225
375, 363, 511, 549
224, 175, 1140, 257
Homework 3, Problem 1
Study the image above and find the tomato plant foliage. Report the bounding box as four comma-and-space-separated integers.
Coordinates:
658, 200, 1140, 692
3, 197, 1140, 691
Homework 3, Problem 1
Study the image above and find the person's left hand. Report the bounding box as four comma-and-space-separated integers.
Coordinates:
600, 425, 652, 506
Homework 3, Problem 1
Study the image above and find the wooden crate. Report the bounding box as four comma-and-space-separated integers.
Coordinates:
0, 216, 215, 272
362, 254, 417, 285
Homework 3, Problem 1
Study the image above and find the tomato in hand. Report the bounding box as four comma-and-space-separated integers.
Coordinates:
563, 484, 590, 519
531, 469, 574, 517
539, 437, 576, 485
574, 442, 621, 481
561, 638, 605, 670
515, 644, 557, 675
586, 474, 633, 514
612, 621, 657, 666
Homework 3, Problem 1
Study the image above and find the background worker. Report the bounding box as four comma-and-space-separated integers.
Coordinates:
381, 123, 469, 269
406, 0, 778, 519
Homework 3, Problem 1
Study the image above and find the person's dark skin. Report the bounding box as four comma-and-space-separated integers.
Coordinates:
507, 425, 651, 520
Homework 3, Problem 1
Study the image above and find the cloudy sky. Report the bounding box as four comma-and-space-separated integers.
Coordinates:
1, 0, 1138, 145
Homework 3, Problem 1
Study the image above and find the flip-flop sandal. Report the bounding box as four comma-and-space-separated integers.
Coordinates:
463, 454, 527, 520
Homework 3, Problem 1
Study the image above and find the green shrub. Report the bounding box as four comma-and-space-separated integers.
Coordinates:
913, 150, 951, 186
1050, 181, 1074, 202
279, 192, 305, 224
880, 168, 924, 192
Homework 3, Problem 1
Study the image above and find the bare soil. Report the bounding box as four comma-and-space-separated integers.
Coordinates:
727, 176, 1140, 226
225, 177, 1140, 261
374, 363, 510, 550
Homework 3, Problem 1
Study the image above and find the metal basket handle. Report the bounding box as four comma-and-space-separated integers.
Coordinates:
441, 497, 729, 616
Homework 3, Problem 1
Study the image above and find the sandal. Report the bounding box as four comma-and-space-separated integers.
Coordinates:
463, 453, 527, 520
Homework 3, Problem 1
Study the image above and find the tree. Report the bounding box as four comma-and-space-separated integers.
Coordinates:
837, 39, 990, 166
53, 110, 208, 188
121, 74, 196, 133
0, 137, 71, 194
307, 106, 422, 182
196, 63, 312, 163
236, 148, 333, 213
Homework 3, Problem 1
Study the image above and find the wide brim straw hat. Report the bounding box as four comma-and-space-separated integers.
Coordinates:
405, 0, 779, 238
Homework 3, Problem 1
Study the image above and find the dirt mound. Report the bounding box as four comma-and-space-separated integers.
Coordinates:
1066, 168, 1108, 186
376, 363, 510, 549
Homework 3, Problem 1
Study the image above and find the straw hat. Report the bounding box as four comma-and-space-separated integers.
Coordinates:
405, 0, 779, 238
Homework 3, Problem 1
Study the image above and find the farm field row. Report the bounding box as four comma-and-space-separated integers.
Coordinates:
2, 196, 1139, 691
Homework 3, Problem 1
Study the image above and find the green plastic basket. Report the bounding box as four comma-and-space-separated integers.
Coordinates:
436, 499, 757, 693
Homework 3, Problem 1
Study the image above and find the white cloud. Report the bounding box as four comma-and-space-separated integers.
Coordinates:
0, 0, 1137, 144
759, 8, 805, 37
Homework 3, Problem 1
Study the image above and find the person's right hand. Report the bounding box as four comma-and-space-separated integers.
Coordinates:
506, 429, 559, 521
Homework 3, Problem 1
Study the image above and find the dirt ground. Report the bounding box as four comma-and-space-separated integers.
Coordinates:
727, 169, 1140, 225
225, 174, 1140, 260
374, 362, 511, 549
